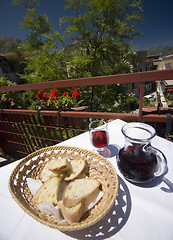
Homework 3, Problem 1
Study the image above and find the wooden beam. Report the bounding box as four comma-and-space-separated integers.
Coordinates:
0, 69, 173, 92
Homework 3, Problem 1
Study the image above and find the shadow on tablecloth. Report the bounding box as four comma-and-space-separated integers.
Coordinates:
130, 165, 173, 193
64, 175, 131, 240
107, 144, 120, 158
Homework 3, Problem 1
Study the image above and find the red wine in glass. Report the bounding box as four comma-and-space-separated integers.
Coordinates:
92, 130, 108, 148
89, 120, 110, 158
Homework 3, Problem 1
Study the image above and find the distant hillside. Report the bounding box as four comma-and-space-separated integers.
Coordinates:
146, 46, 173, 57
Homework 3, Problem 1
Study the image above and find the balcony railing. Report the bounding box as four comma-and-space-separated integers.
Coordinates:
0, 69, 173, 160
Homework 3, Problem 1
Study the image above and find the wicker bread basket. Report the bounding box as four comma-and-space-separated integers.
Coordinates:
9, 146, 118, 231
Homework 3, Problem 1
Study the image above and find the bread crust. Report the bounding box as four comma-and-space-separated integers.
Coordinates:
39, 158, 69, 182
63, 178, 100, 207
64, 159, 88, 181
48, 158, 70, 172
57, 200, 84, 224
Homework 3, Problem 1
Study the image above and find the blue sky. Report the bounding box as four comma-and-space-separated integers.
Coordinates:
0, 0, 173, 50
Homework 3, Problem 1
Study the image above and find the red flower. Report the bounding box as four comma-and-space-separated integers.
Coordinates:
72, 88, 81, 99
63, 92, 69, 96
35, 90, 49, 101
49, 89, 60, 100
35, 88, 82, 108
167, 88, 173, 92
43, 92, 49, 101
35, 89, 44, 99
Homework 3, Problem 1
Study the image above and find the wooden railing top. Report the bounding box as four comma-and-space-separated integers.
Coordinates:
0, 69, 173, 92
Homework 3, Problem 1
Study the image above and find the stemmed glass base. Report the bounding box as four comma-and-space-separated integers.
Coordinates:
93, 147, 111, 158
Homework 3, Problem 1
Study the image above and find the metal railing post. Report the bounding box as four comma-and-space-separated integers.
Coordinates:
139, 82, 144, 122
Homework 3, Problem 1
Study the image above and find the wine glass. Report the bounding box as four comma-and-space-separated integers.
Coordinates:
89, 120, 111, 158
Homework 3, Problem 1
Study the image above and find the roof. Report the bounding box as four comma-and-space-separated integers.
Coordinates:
163, 54, 173, 59
165, 80, 173, 86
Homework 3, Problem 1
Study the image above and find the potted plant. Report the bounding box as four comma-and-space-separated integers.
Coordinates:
35, 87, 85, 110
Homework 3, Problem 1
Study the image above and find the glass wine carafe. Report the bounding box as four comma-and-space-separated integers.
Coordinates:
118, 122, 167, 183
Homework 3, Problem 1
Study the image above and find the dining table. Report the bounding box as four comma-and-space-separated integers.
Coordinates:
0, 119, 173, 240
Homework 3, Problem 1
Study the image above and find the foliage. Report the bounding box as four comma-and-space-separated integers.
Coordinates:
62, 0, 143, 77
143, 97, 151, 107
19, 33, 67, 83
156, 91, 161, 103
19, 90, 38, 109
0, 37, 21, 55
10, 0, 144, 112
34, 88, 83, 109
165, 93, 173, 107
12, 0, 67, 83
78, 84, 128, 112
166, 92, 173, 107
13, 0, 53, 51
167, 101, 173, 107
4, 51, 27, 84
61, 0, 143, 111
13, 0, 39, 8
119, 95, 139, 112
0, 76, 20, 108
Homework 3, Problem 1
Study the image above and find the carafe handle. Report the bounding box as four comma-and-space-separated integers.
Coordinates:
147, 146, 167, 177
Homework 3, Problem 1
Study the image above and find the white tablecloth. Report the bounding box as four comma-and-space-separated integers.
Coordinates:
0, 119, 173, 240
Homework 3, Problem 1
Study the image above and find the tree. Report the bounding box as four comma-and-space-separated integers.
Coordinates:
19, 32, 67, 83
62, 0, 143, 77
61, 0, 143, 111
12, 0, 143, 112
0, 37, 21, 54
13, 0, 67, 83
13, 0, 54, 50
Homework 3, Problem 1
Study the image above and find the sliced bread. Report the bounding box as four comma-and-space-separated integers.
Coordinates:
48, 158, 70, 172
57, 200, 84, 224
63, 178, 100, 207
40, 158, 69, 182
64, 159, 88, 181
34, 176, 61, 205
